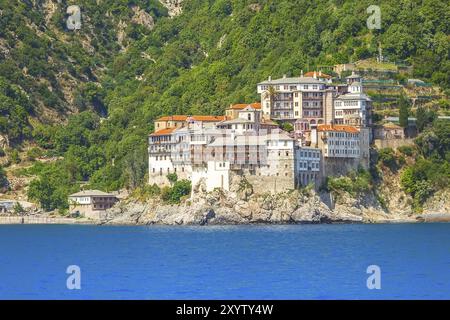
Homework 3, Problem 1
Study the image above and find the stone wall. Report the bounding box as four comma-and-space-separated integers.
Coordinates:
231, 170, 295, 194
322, 157, 362, 178
374, 138, 415, 150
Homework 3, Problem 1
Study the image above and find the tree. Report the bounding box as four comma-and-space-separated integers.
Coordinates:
27, 176, 68, 211
13, 202, 25, 215
281, 122, 294, 133
0, 166, 8, 192
169, 180, 191, 203
415, 106, 436, 133
398, 95, 410, 128
167, 173, 178, 185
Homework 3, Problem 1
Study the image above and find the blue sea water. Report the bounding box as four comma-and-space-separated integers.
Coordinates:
0, 223, 449, 300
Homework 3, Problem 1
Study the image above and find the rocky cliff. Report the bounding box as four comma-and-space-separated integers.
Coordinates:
100, 173, 450, 226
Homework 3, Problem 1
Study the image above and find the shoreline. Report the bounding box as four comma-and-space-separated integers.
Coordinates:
1, 214, 448, 226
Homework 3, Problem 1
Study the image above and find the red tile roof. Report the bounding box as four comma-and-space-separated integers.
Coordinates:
150, 128, 177, 136
229, 103, 262, 110
156, 115, 227, 122
317, 124, 359, 133
189, 115, 227, 122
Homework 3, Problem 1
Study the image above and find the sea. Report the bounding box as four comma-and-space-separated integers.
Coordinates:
0, 223, 449, 299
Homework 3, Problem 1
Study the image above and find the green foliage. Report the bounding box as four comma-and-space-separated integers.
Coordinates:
398, 95, 410, 128
25, 161, 79, 211
377, 148, 397, 170
0, 77, 31, 143
327, 168, 372, 197
28, 175, 68, 211
415, 120, 450, 160
167, 173, 178, 185
131, 183, 161, 201
401, 165, 433, 212
401, 120, 450, 210
13, 202, 25, 215
397, 145, 414, 157
26, 147, 43, 161
281, 122, 294, 133
161, 180, 191, 204
9, 149, 21, 164
0, 166, 9, 191
2, 0, 449, 211
0, 0, 167, 120
415, 106, 437, 132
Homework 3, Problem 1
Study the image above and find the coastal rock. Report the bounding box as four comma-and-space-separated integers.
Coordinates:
100, 177, 449, 225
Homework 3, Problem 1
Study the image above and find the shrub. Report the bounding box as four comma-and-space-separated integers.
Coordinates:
160, 186, 172, 202
378, 148, 397, 170
397, 145, 414, 156
281, 122, 294, 133
0, 166, 9, 191
327, 169, 372, 196
169, 180, 191, 203
26, 147, 43, 161
160, 180, 191, 204
9, 149, 21, 164
167, 173, 178, 185
327, 176, 354, 195
13, 202, 25, 215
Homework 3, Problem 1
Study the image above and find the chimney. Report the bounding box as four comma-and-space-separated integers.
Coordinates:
319, 71, 322, 76
300, 70, 304, 77
313, 71, 317, 79
283, 74, 287, 79
268, 76, 272, 81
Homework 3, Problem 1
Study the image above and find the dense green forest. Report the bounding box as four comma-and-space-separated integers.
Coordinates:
0, 0, 168, 135
0, 0, 448, 211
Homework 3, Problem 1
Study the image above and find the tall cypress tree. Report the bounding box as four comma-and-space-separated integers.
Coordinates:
398, 95, 410, 128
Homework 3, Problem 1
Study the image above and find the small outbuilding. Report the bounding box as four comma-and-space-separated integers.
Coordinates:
68, 190, 118, 220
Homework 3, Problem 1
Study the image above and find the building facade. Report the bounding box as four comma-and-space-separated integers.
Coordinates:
148, 71, 373, 194
68, 190, 118, 220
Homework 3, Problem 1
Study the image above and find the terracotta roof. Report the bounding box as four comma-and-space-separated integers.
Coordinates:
156, 115, 226, 122
155, 115, 188, 122
150, 127, 177, 136
317, 125, 359, 133
229, 103, 261, 110
189, 115, 227, 122
304, 71, 332, 79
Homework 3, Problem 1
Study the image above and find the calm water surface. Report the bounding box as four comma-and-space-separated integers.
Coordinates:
0, 223, 449, 299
